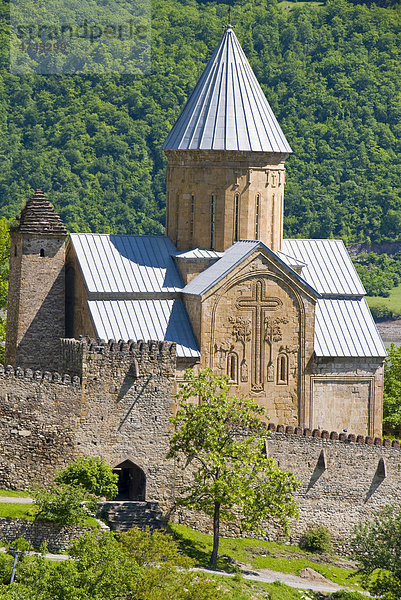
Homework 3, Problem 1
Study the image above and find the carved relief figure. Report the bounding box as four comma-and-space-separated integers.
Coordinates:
229, 316, 251, 382
264, 316, 288, 382
214, 340, 233, 372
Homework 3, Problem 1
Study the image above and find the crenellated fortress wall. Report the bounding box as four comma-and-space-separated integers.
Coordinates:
0, 338, 177, 513
0, 338, 400, 542
174, 421, 401, 544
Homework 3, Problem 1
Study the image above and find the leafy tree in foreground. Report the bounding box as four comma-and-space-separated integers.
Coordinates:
383, 344, 401, 429
55, 456, 118, 500
0, 530, 229, 600
167, 369, 300, 567
351, 505, 401, 599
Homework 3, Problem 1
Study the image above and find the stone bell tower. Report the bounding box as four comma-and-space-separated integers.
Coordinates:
5, 189, 67, 371
163, 26, 292, 253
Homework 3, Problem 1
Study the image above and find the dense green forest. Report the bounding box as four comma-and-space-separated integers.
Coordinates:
0, 0, 401, 240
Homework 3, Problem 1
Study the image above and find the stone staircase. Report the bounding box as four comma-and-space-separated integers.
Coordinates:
97, 501, 166, 532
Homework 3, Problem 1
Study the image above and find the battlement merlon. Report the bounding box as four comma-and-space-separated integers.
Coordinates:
59, 338, 177, 379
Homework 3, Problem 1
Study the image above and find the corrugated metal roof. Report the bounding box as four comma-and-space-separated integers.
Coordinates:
276, 251, 306, 269
183, 240, 317, 297
70, 234, 184, 294
315, 298, 386, 358
175, 248, 224, 259
183, 240, 260, 296
163, 26, 292, 153
282, 239, 365, 297
87, 299, 200, 358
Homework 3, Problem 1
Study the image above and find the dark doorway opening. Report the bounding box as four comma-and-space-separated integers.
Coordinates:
113, 460, 146, 501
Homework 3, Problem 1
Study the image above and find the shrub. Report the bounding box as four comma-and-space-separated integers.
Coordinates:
120, 526, 193, 568
0, 554, 12, 585
32, 484, 97, 526
299, 525, 332, 554
55, 456, 118, 499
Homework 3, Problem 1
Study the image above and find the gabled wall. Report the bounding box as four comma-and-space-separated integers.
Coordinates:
185, 249, 316, 426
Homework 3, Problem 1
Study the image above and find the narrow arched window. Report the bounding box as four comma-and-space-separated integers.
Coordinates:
277, 353, 288, 385
210, 195, 216, 249
255, 194, 261, 239
40, 248, 45, 257
227, 353, 238, 384
234, 194, 239, 242
14, 245, 17, 257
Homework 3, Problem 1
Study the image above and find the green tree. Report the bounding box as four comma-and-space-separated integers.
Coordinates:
383, 344, 401, 429
32, 484, 97, 526
167, 369, 300, 567
351, 505, 401, 599
55, 456, 118, 500
0, 530, 230, 600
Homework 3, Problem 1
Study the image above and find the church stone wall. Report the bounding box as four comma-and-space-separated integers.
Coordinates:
308, 358, 384, 438
194, 249, 316, 427
165, 150, 287, 252
65, 244, 96, 340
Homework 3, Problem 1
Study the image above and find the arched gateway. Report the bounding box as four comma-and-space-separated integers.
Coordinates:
113, 460, 146, 501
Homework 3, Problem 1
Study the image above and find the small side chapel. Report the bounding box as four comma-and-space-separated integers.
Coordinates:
6, 26, 386, 438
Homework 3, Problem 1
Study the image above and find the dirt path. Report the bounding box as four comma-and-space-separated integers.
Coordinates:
194, 565, 371, 595
0, 497, 33, 504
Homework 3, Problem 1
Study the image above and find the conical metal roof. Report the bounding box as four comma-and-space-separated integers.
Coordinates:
163, 26, 292, 153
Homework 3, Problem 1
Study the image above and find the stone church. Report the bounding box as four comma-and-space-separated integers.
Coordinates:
5, 25, 386, 443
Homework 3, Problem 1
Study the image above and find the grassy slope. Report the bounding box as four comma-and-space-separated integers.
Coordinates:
169, 523, 362, 591
0, 503, 99, 528
211, 575, 317, 599
0, 489, 30, 498
0, 503, 34, 520
366, 282, 401, 316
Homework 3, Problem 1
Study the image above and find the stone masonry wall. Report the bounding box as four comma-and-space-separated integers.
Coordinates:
191, 249, 316, 428
308, 358, 384, 438
0, 337, 393, 544
0, 365, 82, 489
0, 518, 92, 552
268, 428, 401, 545
0, 339, 177, 515
173, 425, 401, 547
5, 233, 66, 372
72, 338, 177, 513
165, 150, 287, 252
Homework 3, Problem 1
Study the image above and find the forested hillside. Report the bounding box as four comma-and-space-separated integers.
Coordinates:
0, 0, 401, 240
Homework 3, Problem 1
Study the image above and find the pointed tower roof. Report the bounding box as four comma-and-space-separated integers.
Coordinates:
163, 26, 292, 153
15, 189, 67, 236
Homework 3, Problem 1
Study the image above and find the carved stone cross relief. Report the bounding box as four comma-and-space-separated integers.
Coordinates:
236, 279, 282, 392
